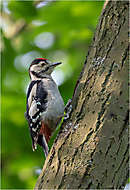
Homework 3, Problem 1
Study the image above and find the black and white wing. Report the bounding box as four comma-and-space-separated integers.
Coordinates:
25, 80, 48, 151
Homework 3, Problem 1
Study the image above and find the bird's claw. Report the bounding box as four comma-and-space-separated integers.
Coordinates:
64, 99, 72, 120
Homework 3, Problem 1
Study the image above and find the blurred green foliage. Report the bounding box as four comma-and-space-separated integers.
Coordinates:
1, 0, 104, 188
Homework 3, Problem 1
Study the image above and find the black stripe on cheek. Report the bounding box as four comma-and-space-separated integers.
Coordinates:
31, 67, 49, 78
31, 71, 41, 78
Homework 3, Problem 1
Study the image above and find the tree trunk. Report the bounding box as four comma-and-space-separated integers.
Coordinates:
35, 1, 129, 189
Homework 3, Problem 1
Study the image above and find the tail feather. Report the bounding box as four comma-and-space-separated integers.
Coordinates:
42, 135, 49, 157
33, 122, 51, 157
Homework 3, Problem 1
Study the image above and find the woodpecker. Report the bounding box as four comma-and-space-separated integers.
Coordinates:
25, 58, 64, 157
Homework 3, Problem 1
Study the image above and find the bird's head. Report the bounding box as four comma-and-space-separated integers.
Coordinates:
29, 58, 62, 80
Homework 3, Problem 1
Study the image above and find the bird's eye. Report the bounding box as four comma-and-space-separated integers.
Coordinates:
40, 62, 46, 66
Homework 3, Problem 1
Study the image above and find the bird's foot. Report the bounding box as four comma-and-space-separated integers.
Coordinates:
64, 99, 72, 120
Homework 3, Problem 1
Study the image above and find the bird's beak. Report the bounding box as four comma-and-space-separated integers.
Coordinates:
50, 62, 62, 67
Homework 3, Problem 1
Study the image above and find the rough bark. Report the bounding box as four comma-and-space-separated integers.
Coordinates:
35, 1, 129, 189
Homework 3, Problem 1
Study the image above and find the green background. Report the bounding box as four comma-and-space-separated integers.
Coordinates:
1, 0, 104, 188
